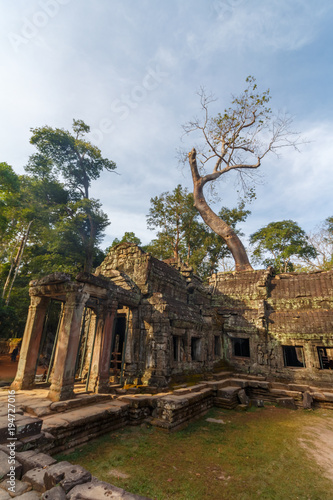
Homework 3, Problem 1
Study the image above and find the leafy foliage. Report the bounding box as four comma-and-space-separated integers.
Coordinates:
0, 120, 116, 335
29, 119, 116, 199
250, 220, 317, 273
146, 185, 199, 261
27, 119, 116, 272
110, 232, 142, 249
145, 185, 250, 278
0, 298, 18, 339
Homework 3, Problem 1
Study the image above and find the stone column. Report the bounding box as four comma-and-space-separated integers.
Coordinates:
87, 301, 118, 393
48, 291, 89, 401
11, 295, 50, 390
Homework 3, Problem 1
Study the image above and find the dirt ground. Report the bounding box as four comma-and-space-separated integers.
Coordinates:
0, 354, 45, 382
0, 354, 19, 381
299, 413, 333, 485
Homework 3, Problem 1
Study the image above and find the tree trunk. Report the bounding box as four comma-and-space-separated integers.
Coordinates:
5, 221, 33, 305
83, 214, 96, 273
189, 149, 253, 272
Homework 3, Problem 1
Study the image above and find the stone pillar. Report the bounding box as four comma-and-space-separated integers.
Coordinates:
11, 295, 50, 390
48, 291, 89, 401
87, 301, 117, 393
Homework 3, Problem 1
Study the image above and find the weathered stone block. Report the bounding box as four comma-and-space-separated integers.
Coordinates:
0, 419, 10, 444
217, 387, 239, 399
67, 479, 150, 499
22, 467, 47, 492
237, 389, 249, 405
303, 392, 313, 409
0, 450, 22, 481
322, 392, 333, 403
15, 417, 43, 440
41, 485, 67, 499
311, 391, 326, 401
16, 451, 56, 475
12, 491, 40, 499
0, 478, 31, 497
0, 488, 11, 500
44, 463, 91, 493
276, 397, 297, 410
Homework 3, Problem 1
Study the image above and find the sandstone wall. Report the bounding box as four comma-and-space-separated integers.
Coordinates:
96, 244, 222, 386
95, 244, 333, 387
209, 269, 333, 386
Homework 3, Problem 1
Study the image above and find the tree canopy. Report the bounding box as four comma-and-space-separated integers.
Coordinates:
249, 220, 317, 273
110, 232, 142, 248
145, 184, 250, 278
27, 119, 116, 272
0, 120, 116, 337
29, 119, 116, 199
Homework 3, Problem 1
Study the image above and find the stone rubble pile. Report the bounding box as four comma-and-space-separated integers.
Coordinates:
0, 448, 149, 499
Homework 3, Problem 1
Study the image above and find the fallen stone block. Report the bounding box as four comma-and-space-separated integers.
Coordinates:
206, 418, 225, 424
12, 491, 40, 499
22, 467, 47, 492
43, 462, 70, 490
0, 478, 31, 497
0, 450, 23, 481
303, 392, 313, 409
0, 488, 11, 499
44, 463, 91, 493
66, 479, 150, 499
16, 452, 56, 475
41, 485, 66, 499
237, 389, 249, 405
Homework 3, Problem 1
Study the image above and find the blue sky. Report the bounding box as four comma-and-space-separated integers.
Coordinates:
1, 0, 333, 253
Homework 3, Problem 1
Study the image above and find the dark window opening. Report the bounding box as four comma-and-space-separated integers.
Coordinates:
191, 337, 201, 361
173, 336, 179, 361
110, 315, 126, 375
232, 338, 250, 357
317, 347, 333, 369
214, 335, 221, 357
283, 345, 305, 367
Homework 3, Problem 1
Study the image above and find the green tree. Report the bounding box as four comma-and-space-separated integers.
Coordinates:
28, 119, 116, 272
0, 162, 21, 261
250, 220, 317, 273
110, 232, 142, 248
145, 185, 250, 278
146, 185, 201, 261
0, 298, 18, 339
182, 77, 300, 271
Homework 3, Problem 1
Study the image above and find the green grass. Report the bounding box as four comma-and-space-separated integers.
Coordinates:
56, 406, 332, 500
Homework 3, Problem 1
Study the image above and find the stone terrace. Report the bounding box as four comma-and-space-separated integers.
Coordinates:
2, 372, 333, 498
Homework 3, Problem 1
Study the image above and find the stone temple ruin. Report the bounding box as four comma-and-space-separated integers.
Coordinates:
1, 243, 333, 497
11, 242, 333, 400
